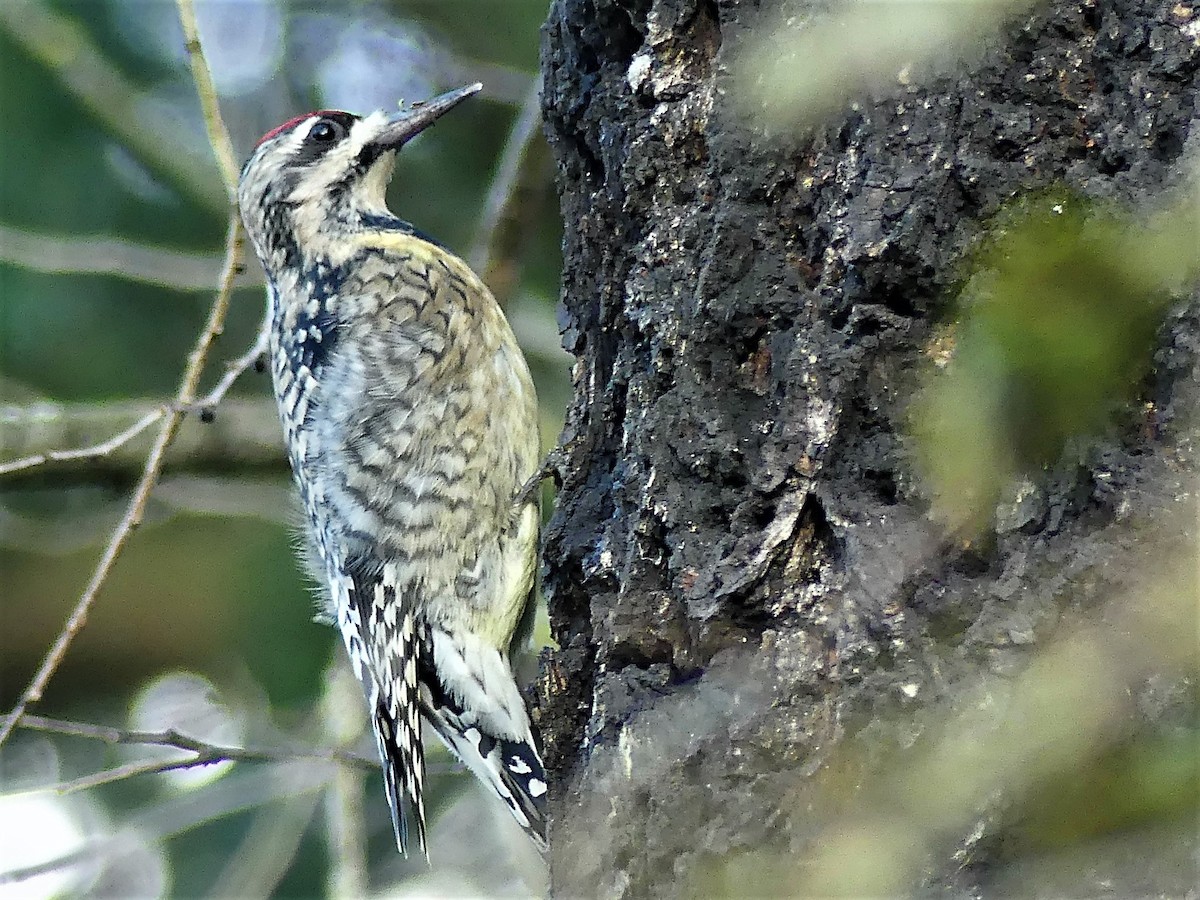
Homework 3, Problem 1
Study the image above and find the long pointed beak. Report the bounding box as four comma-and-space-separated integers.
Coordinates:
374, 83, 483, 150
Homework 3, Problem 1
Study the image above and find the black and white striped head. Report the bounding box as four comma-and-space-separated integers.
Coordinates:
237, 83, 481, 272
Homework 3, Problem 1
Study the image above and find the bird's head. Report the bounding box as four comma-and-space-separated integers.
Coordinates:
237, 83, 481, 273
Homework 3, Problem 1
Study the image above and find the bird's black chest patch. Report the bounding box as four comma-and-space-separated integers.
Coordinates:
275, 259, 347, 377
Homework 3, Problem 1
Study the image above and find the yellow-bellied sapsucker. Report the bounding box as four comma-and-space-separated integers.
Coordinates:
237, 84, 546, 857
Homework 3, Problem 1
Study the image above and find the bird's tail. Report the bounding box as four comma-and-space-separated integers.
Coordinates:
372, 694, 428, 858
415, 630, 548, 852
425, 703, 548, 853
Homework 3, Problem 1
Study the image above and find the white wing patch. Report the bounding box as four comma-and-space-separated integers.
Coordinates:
429, 628, 530, 741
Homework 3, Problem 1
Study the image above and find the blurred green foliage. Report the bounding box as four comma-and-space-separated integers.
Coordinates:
913, 190, 1197, 531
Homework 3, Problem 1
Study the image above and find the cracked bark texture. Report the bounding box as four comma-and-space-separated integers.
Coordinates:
537, 1, 1198, 895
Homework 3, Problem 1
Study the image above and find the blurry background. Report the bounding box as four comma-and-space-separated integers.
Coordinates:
5, 1, 1198, 897
0, 0, 567, 895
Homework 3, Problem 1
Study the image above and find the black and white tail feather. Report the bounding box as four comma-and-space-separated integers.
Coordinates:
332, 558, 546, 859
374, 689, 428, 855
418, 639, 548, 854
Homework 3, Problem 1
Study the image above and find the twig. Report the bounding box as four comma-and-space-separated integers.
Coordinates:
192, 313, 271, 414
0, 217, 245, 750
50, 755, 232, 795
11, 712, 457, 800
175, 0, 241, 197
0, 223, 260, 291
0, 327, 273, 482
468, 77, 544, 277
16, 714, 379, 772
0, 408, 166, 477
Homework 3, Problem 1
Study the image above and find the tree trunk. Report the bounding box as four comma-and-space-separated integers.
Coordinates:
537, 1, 1198, 896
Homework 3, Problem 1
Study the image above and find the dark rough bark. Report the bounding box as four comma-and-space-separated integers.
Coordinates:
537, 1, 1197, 896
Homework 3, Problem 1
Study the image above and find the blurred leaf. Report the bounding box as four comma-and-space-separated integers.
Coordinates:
733, 0, 1042, 129
913, 190, 1197, 531
1015, 730, 1200, 847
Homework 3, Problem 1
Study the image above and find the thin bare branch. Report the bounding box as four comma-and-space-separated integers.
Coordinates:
50, 754, 229, 795
0, 217, 245, 750
0, 16, 247, 744
11, 712, 458, 804
193, 312, 271, 414
0, 223, 262, 291
468, 78, 544, 277
0, 406, 282, 501
0, 408, 165, 477
15, 714, 379, 771
0, 316, 270, 481
175, 0, 241, 197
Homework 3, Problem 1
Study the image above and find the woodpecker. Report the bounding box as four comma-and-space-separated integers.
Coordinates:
237, 84, 547, 857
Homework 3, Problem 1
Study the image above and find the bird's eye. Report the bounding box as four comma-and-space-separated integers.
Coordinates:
310, 119, 343, 143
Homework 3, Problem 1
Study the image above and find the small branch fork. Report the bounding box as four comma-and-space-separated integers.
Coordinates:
0, 9, 253, 750
0, 409, 164, 478
0, 321, 270, 479
0, 220, 248, 750
15, 714, 379, 794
